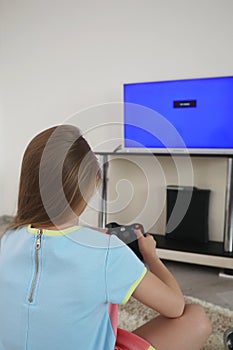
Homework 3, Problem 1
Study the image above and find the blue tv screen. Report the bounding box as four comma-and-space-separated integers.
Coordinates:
123, 76, 233, 155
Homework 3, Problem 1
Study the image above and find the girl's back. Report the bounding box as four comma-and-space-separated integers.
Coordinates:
0, 225, 146, 350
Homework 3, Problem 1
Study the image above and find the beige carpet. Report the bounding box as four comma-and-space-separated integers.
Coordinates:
118, 296, 233, 350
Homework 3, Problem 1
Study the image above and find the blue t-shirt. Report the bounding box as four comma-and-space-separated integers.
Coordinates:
0, 225, 146, 350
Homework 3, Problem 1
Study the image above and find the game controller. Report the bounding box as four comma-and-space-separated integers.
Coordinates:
106, 223, 145, 260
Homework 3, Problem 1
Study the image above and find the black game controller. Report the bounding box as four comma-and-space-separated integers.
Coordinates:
106, 223, 145, 260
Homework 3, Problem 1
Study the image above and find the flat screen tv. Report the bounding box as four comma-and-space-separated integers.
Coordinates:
123, 76, 233, 155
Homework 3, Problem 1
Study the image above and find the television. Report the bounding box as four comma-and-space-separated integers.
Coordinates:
123, 76, 233, 155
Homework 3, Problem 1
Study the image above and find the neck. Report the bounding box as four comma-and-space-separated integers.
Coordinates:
32, 218, 79, 231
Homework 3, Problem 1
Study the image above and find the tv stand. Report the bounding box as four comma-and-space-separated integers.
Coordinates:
97, 152, 233, 270
153, 234, 232, 269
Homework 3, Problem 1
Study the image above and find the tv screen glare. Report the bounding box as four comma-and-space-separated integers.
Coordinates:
123, 76, 233, 155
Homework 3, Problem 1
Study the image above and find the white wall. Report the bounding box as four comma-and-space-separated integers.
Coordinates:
1, 0, 233, 239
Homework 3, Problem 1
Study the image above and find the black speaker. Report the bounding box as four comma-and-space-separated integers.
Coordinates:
166, 186, 210, 243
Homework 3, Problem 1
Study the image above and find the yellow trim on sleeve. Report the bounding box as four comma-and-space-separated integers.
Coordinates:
148, 346, 156, 350
121, 267, 147, 304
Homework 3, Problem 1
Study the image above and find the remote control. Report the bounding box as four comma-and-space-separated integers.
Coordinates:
107, 223, 145, 260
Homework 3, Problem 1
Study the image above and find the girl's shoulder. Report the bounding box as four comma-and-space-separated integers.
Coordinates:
65, 226, 112, 249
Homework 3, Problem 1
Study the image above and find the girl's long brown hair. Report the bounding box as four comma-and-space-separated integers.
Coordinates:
8, 125, 101, 230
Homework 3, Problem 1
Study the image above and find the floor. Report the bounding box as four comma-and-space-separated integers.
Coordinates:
1, 219, 233, 311
164, 260, 233, 310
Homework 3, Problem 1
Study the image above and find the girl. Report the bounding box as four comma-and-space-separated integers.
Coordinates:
0, 125, 211, 350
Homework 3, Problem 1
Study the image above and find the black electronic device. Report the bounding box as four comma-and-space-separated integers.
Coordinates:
106, 223, 145, 260
166, 186, 210, 243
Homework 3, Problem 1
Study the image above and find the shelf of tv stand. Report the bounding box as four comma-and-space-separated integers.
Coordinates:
153, 234, 233, 269
96, 152, 233, 270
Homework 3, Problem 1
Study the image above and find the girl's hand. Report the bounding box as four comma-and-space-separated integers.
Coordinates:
134, 230, 157, 261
